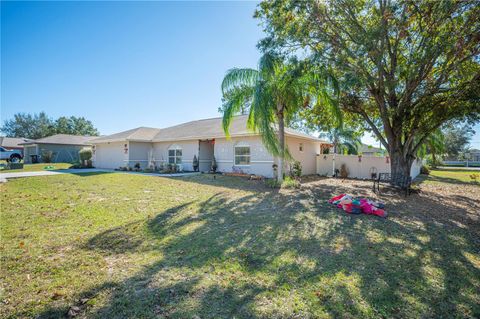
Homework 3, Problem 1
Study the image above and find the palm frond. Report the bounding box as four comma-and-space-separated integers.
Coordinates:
222, 86, 255, 138
221, 68, 258, 95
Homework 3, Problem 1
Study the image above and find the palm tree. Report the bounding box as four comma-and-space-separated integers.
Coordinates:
417, 128, 445, 167
320, 127, 361, 176
320, 127, 361, 155
221, 54, 338, 182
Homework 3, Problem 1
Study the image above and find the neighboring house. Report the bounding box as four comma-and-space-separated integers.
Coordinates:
0, 137, 32, 153
91, 115, 327, 177
20, 134, 94, 163
469, 149, 480, 162
358, 144, 385, 156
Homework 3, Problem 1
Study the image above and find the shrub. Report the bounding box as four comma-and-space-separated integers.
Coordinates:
143, 168, 154, 173
339, 164, 349, 178
420, 165, 430, 175
282, 176, 301, 189
134, 162, 141, 170
41, 151, 54, 163
265, 176, 301, 189
79, 148, 92, 162
289, 161, 302, 178
170, 163, 177, 173
7, 163, 23, 170
265, 179, 281, 188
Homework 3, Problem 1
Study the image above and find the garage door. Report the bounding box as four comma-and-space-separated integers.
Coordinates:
94, 142, 125, 169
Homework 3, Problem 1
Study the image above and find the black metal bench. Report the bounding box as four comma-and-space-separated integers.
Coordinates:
373, 172, 412, 196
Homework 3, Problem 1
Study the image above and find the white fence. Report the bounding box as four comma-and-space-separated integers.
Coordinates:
443, 160, 480, 167
316, 154, 422, 179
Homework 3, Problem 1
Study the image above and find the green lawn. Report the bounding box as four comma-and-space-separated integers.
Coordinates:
422, 168, 480, 184
1, 173, 479, 318
0, 162, 73, 172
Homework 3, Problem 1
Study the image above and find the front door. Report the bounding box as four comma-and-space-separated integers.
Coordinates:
198, 140, 214, 172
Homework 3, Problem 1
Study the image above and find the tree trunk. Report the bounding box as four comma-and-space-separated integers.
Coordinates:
277, 108, 285, 183
389, 150, 413, 186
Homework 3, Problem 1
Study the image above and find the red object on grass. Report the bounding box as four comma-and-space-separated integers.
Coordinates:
328, 194, 346, 204
329, 195, 387, 218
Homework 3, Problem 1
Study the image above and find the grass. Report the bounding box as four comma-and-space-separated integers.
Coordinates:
1, 172, 479, 318
421, 168, 479, 184
0, 162, 73, 172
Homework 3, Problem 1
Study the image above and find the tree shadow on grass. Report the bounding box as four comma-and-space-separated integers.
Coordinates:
30, 179, 480, 318
417, 174, 472, 185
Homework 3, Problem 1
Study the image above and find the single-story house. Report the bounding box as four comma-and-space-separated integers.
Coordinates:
20, 134, 94, 163
0, 137, 32, 153
91, 115, 327, 177
469, 149, 480, 162
358, 144, 386, 156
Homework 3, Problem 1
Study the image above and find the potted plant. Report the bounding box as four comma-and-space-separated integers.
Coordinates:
272, 163, 278, 179
193, 155, 199, 172
211, 156, 217, 173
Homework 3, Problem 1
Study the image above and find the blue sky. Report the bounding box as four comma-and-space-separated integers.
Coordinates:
1, 1, 479, 148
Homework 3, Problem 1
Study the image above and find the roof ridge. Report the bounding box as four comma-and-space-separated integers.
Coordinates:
157, 114, 248, 132
135, 126, 161, 130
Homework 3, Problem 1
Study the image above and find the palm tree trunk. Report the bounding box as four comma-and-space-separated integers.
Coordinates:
277, 106, 285, 183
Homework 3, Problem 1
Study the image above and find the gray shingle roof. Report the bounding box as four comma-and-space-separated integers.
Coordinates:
0, 137, 32, 148
152, 115, 253, 141
90, 127, 161, 143
91, 115, 325, 143
20, 134, 96, 146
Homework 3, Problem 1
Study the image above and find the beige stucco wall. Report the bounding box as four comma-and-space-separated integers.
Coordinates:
128, 142, 153, 168
316, 154, 422, 179
152, 140, 199, 171
92, 135, 321, 176
285, 136, 320, 175
214, 136, 275, 177
93, 142, 128, 169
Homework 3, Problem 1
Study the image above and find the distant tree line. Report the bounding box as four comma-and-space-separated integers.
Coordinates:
1, 112, 100, 139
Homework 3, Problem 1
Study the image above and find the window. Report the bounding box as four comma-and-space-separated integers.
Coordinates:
168, 146, 182, 164
234, 146, 250, 165
299, 143, 304, 152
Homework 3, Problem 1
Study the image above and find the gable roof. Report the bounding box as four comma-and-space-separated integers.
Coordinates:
90, 127, 161, 143
91, 115, 325, 144
151, 115, 324, 142
20, 134, 95, 146
153, 115, 250, 141
0, 137, 32, 148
